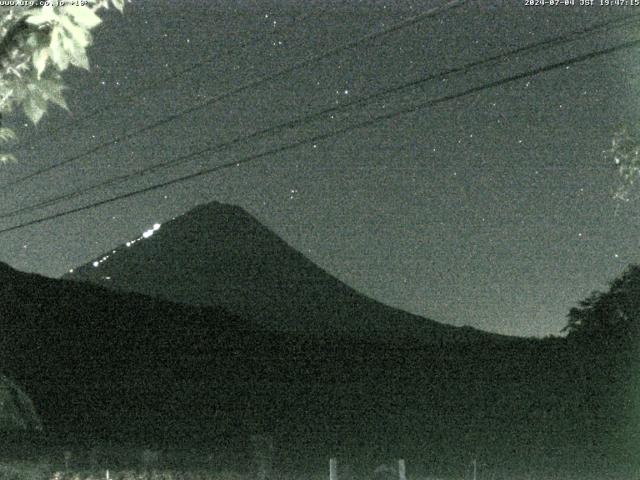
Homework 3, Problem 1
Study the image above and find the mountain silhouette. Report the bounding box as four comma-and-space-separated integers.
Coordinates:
66, 201, 497, 342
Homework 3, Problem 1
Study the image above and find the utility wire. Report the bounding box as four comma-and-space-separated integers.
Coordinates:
17, 7, 325, 149
1, 13, 637, 221
1, 35, 638, 236
1, 0, 467, 192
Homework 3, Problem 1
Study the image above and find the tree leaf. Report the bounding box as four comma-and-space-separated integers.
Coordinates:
23, 91, 48, 124
112, 0, 125, 13
70, 49, 89, 70
59, 14, 91, 48
22, 97, 46, 125
32, 48, 49, 78
37, 77, 68, 111
64, 6, 102, 30
25, 6, 57, 27
0, 127, 16, 143
61, 30, 89, 70
49, 27, 71, 70
0, 153, 17, 163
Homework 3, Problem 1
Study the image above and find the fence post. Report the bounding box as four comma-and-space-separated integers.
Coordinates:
63, 450, 72, 470
329, 457, 338, 480
398, 459, 406, 480
251, 435, 274, 480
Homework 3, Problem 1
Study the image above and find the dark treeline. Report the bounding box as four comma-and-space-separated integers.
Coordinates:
0, 262, 638, 478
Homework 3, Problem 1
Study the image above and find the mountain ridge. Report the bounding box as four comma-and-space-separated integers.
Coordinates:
65, 201, 508, 342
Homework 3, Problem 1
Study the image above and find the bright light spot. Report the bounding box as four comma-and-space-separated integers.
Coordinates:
143, 230, 153, 238
126, 242, 131, 247
69, 269, 74, 273
153, 223, 161, 230
92, 261, 99, 268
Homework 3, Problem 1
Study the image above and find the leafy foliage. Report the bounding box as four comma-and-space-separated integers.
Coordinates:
605, 125, 640, 203
0, 374, 42, 431
0, 0, 129, 161
564, 264, 640, 346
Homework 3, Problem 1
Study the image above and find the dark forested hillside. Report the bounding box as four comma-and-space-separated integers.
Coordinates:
1, 261, 637, 477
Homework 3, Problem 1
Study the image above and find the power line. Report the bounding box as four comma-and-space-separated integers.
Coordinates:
1, 0, 467, 192
1, 35, 638, 236
1, 13, 636, 221
17, 7, 325, 149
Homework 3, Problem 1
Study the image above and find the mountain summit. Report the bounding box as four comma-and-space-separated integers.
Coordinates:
66, 201, 491, 341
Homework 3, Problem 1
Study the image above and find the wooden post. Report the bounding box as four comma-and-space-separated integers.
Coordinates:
398, 459, 406, 480
251, 435, 274, 480
329, 457, 338, 480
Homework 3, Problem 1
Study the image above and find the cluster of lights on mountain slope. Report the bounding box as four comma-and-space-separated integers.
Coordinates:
68, 223, 162, 274
130, 222, 162, 245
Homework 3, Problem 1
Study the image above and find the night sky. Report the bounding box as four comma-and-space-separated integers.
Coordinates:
0, 0, 638, 337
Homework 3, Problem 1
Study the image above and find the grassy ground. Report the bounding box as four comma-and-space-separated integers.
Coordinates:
0, 464, 255, 480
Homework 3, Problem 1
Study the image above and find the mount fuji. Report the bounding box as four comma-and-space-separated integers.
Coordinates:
66, 201, 497, 342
